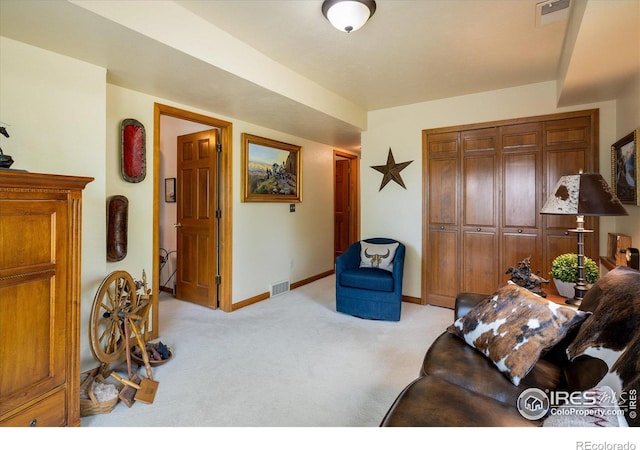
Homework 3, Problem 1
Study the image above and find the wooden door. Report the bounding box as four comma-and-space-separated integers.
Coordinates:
500, 123, 543, 278
175, 129, 219, 308
335, 158, 350, 258
422, 109, 599, 308
425, 132, 460, 307
461, 128, 500, 295
542, 115, 598, 293
334, 151, 359, 260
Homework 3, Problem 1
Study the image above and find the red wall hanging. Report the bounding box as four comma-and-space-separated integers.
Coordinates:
121, 118, 146, 183
107, 195, 128, 262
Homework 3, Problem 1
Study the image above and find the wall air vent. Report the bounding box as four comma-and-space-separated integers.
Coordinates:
535, 0, 571, 27
270, 280, 290, 297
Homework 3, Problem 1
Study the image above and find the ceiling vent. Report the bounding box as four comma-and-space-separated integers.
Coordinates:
535, 0, 571, 27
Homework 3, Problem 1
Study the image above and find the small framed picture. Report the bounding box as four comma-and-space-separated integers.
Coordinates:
165, 178, 176, 203
611, 128, 638, 206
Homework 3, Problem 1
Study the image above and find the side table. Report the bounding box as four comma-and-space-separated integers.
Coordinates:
545, 291, 578, 308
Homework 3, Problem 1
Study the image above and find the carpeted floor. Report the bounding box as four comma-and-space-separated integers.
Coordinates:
81, 274, 454, 427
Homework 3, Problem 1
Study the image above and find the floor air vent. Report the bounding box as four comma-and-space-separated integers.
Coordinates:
270, 280, 290, 297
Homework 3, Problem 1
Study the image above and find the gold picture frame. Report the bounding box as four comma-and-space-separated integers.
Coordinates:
611, 128, 639, 206
241, 133, 302, 203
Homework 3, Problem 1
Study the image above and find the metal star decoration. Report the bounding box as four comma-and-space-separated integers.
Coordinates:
370, 148, 413, 191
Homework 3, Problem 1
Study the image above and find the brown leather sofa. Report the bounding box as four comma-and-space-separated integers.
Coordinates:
380, 266, 640, 427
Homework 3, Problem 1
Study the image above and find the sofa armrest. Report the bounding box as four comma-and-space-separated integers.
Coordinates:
454, 292, 489, 320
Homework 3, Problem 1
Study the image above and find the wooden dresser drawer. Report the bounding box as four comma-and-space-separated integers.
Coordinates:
0, 389, 66, 427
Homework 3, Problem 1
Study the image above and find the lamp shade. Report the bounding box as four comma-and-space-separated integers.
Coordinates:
322, 0, 376, 33
540, 173, 628, 216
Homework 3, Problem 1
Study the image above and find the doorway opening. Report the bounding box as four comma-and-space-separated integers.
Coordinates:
151, 104, 233, 336
334, 150, 359, 259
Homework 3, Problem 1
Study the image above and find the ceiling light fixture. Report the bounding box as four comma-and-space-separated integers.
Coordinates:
322, 0, 376, 33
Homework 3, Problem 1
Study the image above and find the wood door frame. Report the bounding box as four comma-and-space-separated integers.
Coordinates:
152, 104, 233, 336
333, 150, 360, 253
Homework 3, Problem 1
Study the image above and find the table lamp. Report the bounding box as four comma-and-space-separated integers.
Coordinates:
540, 173, 628, 305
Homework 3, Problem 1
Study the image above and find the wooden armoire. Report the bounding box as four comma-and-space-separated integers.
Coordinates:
422, 109, 599, 308
0, 171, 92, 426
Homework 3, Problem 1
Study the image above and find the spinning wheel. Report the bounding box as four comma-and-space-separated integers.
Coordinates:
89, 270, 150, 365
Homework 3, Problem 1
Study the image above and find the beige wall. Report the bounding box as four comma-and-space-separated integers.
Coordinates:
105, 85, 156, 286
362, 81, 621, 298
230, 121, 335, 301
1, 37, 108, 370
1, 37, 335, 371
2, 34, 637, 370
154, 109, 337, 299
103, 86, 336, 365
614, 73, 640, 248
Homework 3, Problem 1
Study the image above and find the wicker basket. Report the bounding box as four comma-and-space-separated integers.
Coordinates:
80, 368, 120, 417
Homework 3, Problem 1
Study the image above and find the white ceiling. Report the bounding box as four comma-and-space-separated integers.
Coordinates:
0, 0, 638, 151
179, 0, 570, 111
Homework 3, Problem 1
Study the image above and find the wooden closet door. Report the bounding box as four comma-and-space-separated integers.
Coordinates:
461, 128, 500, 295
500, 123, 544, 276
422, 109, 599, 307
425, 132, 460, 308
542, 115, 599, 288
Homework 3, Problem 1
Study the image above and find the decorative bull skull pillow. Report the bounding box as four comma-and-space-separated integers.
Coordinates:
448, 283, 590, 386
359, 241, 398, 272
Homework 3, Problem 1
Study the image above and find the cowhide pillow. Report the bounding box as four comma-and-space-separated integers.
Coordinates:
566, 266, 640, 426
359, 241, 398, 272
448, 283, 589, 386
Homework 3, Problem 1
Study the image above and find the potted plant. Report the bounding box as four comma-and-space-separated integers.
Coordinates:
550, 253, 599, 297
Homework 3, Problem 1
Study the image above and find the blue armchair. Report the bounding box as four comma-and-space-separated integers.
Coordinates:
335, 238, 406, 321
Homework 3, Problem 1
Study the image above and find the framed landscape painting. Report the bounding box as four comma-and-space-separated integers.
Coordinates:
611, 128, 638, 206
241, 133, 302, 203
